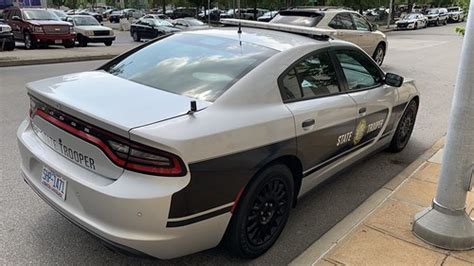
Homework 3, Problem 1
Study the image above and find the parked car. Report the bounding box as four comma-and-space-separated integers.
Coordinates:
171, 8, 196, 19
3, 7, 75, 49
130, 18, 179, 41
76, 10, 103, 23
425, 8, 448, 26
49, 9, 68, 21
236, 8, 268, 20
0, 21, 15, 51
220, 9, 235, 18
270, 8, 387, 65
395, 13, 427, 30
66, 15, 115, 46
173, 17, 208, 30
257, 11, 278, 22
447, 7, 465, 23
102, 8, 117, 18
141, 14, 172, 22
108, 10, 123, 23
18, 22, 418, 260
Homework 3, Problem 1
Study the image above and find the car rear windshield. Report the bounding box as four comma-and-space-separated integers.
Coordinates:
24, 10, 59, 20
270, 11, 324, 27
104, 33, 277, 102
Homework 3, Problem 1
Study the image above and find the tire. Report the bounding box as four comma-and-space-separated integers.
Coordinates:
225, 164, 294, 258
64, 40, 74, 48
389, 100, 418, 153
77, 35, 88, 47
3, 40, 15, 51
444, 19, 448, 25
372, 43, 385, 66
132, 31, 141, 42
104, 40, 112, 46
414, 22, 418, 30
24, 32, 37, 50
436, 19, 440, 26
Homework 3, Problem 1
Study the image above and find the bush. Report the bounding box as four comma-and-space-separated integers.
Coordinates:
456, 27, 465, 36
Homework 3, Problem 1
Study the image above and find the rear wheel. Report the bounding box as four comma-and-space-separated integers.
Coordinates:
225, 164, 294, 258
389, 100, 418, 152
64, 40, 75, 48
24, 32, 37, 49
372, 43, 385, 66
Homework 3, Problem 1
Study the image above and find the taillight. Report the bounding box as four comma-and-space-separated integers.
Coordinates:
29, 96, 187, 177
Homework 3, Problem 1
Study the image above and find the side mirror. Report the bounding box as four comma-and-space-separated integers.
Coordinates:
385, 73, 404, 87
12, 15, 21, 21
371, 24, 378, 31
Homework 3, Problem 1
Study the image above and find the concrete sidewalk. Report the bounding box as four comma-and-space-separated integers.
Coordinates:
292, 138, 474, 265
0, 43, 138, 67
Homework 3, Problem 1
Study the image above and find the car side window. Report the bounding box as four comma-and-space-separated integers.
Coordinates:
328, 13, 356, 30
334, 49, 383, 90
352, 14, 371, 31
281, 52, 341, 101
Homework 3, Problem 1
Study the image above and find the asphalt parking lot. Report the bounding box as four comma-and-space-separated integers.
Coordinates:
0, 23, 465, 264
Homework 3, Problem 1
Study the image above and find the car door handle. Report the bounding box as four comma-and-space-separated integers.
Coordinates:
302, 119, 315, 128
359, 107, 367, 115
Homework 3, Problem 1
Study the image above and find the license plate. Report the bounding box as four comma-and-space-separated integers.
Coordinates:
41, 166, 67, 201
54, 40, 62, 44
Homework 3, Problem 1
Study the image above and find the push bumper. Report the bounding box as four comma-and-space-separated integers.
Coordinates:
17, 119, 230, 259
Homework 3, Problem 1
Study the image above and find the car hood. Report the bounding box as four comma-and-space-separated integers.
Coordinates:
75, 25, 112, 31
26, 71, 212, 137
27, 20, 72, 26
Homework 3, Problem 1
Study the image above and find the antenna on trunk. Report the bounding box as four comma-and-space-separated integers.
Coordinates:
237, 0, 242, 45
188, 100, 197, 115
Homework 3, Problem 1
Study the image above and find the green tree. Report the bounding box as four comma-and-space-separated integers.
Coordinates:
52, 0, 66, 7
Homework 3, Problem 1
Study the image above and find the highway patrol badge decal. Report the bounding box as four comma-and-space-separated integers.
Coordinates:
353, 119, 367, 145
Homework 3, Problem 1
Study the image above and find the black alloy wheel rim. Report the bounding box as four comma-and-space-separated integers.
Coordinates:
398, 108, 415, 146
246, 178, 289, 247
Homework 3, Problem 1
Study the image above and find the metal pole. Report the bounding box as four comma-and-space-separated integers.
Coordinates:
412, 0, 474, 250
386, 0, 393, 28
208, 0, 210, 25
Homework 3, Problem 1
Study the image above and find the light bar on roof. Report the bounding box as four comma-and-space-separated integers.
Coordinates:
220, 19, 332, 40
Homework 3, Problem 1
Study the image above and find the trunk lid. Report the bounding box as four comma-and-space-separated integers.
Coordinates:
27, 71, 210, 179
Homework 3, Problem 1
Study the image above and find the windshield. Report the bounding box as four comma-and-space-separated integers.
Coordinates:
447, 7, 459, 12
186, 19, 204, 26
270, 12, 324, 27
74, 16, 100, 26
403, 14, 418, 20
153, 19, 173, 27
427, 9, 439, 14
24, 10, 60, 20
105, 34, 276, 102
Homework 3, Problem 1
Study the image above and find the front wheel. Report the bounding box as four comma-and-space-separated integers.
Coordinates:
225, 164, 294, 258
104, 40, 113, 46
389, 100, 418, 152
24, 32, 37, 49
372, 44, 385, 66
132, 31, 140, 42
414, 22, 418, 30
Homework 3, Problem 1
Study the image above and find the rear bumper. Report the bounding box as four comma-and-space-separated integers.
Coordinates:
17, 119, 230, 259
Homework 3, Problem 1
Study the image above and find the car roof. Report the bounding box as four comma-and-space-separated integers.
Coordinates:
185, 27, 327, 51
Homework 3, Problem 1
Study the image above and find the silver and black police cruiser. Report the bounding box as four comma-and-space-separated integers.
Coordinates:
17, 20, 419, 259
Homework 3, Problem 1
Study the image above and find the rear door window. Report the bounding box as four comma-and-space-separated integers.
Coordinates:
352, 14, 371, 31
328, 13, 356, 30
280, 52, 341, 101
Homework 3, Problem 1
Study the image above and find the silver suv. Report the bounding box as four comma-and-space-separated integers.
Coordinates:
270, 8, 388, 65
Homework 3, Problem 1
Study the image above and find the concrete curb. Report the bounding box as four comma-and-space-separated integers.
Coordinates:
0, 54, 119, 67
290, 137, 446, 265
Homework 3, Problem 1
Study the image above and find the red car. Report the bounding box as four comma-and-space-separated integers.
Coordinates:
3, 7, 75, 49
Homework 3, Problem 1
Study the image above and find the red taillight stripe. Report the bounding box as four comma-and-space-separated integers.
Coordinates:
35, 109, 127, 167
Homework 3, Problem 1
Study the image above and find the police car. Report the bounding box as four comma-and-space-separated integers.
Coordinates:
17, 20, 419, 259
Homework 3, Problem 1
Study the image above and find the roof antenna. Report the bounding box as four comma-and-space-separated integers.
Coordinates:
237, 0, 242, 46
